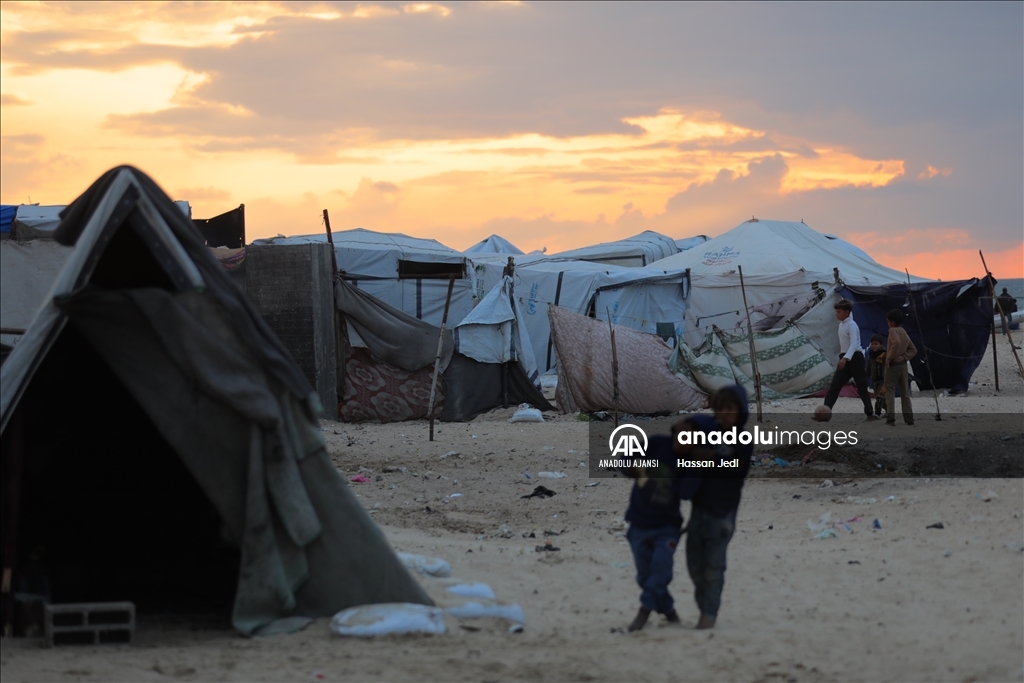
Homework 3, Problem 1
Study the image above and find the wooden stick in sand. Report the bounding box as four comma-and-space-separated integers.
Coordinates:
738, 265, 763, 422
427, 275, 456, 441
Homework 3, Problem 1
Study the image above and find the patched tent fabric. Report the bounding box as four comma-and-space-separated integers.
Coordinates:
550, 230, 679, 267
454, 275, 540, 383
0, 167, 430, 637
841, 279, 991, 392
0, 239, 73, 348
668, 323, 834, 399
549, 305, 705, 414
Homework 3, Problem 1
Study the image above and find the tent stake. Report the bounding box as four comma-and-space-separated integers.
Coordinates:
905, 269, 942, 420
427, 275, 456, 441
980, 251, 1024, 381
606, 309, 619, 430
738, 266, 763, 422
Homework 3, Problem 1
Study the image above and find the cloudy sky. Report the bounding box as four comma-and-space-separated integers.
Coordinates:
1, 1, 1021, 277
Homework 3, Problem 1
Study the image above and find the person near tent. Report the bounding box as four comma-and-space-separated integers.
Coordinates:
620, 419, 703, 632
684, 385, 753, 630
995, 287, 1017, 315
866, 333, 888, 419
884, 309, 916, 426
821, 299, 877, 421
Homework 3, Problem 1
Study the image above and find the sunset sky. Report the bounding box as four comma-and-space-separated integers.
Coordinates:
1, 2, 1021, 278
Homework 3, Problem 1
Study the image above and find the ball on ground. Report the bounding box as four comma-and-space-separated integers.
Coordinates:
813, 405, 832, 422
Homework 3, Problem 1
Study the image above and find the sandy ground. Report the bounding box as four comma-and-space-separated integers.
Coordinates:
2, 331, 1022, 682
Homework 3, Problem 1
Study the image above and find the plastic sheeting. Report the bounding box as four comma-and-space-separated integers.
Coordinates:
0, 240, 73, 347
550, 230, 678, 267
454, 275, 539, 383
464, 234, 524, 254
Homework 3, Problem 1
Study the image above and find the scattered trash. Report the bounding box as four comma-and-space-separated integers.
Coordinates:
585, 481, 600, 487
807, 512, 832, 531
440, 451, 459, 460
771, 401, 782, 407
449, 493, 462, 498
446, 583, 496, 600
535, 541, 561, 552
792, 494, 802, 499
509, 404, 544, 423
376, 475, 384, 482
926, 522, 945, 530
330, 603, 446, 637
980, 490, 999, 501
523, 472, 532, 479
816, 529, 837, 540
382, 466, 408, 473
494, 525, 514, 539
397, 552, 451, 577
886, 495, 896, 501
521, 486, 557, 499
607, 518, 626, 532
872, 519, 882, 529
845, 496, 877, 505
538, 471, 567, 479
774, 458, 791, 467
848, 560, 860, 565
445, 600, 525, 625
509, 624, 525, 633
820, 480, 834, 489
943, 549, 952, 557
350, 475, 370, 484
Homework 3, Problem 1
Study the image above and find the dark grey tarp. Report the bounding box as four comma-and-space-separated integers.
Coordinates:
1, 167, 430, 637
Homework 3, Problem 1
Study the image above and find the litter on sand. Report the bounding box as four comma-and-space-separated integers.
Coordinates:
509, 405, 544, 423
522, 486, 557, 499
538, 471, 566, 479
926, 522, 945, 529
445, 600, 526, 626
397, 552, 452, 577
446, 583, 496, 599
330, 603, 446, 637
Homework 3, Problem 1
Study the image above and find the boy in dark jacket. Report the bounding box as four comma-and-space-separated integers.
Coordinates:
622, 417, 707, 631
685, 385, 753, 629
866, 333, 887, 418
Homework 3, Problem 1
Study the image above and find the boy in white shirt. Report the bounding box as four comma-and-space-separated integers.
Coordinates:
819, 299, 877, 421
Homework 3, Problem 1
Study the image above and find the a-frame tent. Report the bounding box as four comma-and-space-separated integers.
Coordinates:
0, 167, 430, 637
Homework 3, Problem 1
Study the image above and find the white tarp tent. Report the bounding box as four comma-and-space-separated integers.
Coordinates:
550, 230, 679, 267
454, 275, 539, 384
11, 201, 191, 240
645, 219, 928, 347
254, 228, 475, 327
464, 235, 524, 255
0, 240, 74, 348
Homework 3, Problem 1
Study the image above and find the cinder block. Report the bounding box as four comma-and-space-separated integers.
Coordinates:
44, 602, 135, 647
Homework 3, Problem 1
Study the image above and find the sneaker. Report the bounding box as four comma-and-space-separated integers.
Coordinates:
865, 415, 879, 422
628, 606, 651, 632
665, 609, 681, 625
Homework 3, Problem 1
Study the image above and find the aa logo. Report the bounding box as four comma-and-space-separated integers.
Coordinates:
608, 424, 648, 458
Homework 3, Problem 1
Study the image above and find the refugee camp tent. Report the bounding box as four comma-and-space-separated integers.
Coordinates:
550, 230, 679, 267
0, 205, 15, 237
468, 254, 689, 374
0, 167, 430, 637
253, 228, 474, 327
675, 235, 709, 252
0, 239, 73, 350
548, 306, 705, 414
464, 234, 524, 255
335, 276, 551, 422
841, 279, 991, 392
824, 234, 876, 263
646, 219, 928, 348
9, 202, 191, 240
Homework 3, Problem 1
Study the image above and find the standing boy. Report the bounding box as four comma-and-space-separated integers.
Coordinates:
822, 300, 876, 421
884, 309, 916, 425
685, 385, 753, 629
866, 333, 887, 418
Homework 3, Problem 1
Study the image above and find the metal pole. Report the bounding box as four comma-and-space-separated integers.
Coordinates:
427, 275, 456, 440
980, 251, 1024, 380
607, 309, 619, 430
905, 269, 941, 420
738, 266, 763, 422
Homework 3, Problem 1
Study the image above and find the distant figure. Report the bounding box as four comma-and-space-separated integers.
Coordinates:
822, 300, 876, 421
996, 287, 1018, 315
866, 333, 887, 419
884, 310, 917, 426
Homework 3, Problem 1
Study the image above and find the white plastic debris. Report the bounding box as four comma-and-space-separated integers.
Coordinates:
445, 600, 525, 625
537, 471, 566, 479
397, 552, 452, 578
509, 404, 544, 423
445, 583, 496, 599
330, 603, 446, 637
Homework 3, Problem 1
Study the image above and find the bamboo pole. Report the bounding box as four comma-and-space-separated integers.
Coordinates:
427, 275, 456, 441
738, 266, 763, 422
905, 269, 941, 420
980, 251, 1024, 380
607, 309, 620, 430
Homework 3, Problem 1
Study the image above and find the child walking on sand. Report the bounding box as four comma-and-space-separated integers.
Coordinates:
867, 333, 887, 418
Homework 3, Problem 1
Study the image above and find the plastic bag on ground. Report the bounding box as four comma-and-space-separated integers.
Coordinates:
445, 600, 526, 625
330, 603, 446, 637
509, 404, 544, 423
397, 552, 452, 577
445, 582, 496, 599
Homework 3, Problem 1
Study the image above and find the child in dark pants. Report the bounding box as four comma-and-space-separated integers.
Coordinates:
622, 418, 706, 631
866, 333, 887, 418
686, 385, 752, 629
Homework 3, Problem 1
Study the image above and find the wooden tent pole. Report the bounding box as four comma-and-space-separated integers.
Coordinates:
321, 209, 339, 279
980, 250, 1024, 380
607, 309, 620, 430
427, 275, 456, 441
905, 269, 942, 420
738, 266, 763, 422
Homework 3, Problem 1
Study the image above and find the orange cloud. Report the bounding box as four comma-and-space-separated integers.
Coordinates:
918, 165, 953, 180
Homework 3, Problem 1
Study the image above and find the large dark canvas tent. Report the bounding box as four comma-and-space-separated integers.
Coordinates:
0, 167, 429, 637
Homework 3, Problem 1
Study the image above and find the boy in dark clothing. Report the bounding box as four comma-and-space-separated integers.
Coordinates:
866, 333, 887, 418
685, 385, 753, 629
622, 418, 706, 632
